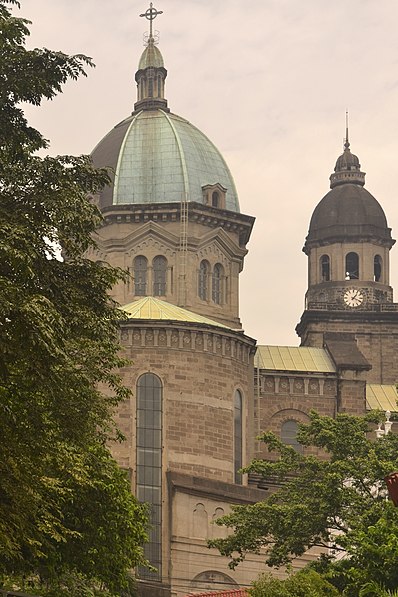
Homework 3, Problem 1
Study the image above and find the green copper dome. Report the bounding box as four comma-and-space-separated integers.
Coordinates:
91, 31, 240, 213
138, 39, 164, 69
91, 109, 240, 212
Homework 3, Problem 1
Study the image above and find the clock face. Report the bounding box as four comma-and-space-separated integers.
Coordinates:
344, 288, 364, 307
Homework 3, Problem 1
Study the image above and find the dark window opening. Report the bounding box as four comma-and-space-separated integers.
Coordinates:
234, 390, 243, 484
212, 263, 223, 304
281, 420, 303, 454
345, 252, 359, 280
134, 255, 147, 296
136, 373, 163, 580
320, 255, 330, 282
148, 77, 153, 97
153, 256, 167, 296
198, 260, 209, 300
212, 191, 219, 208
374, 255, 382, 282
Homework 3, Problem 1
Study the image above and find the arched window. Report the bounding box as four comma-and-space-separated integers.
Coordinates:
320, 255, 330, 282
198, 260, 210, 300
212, 263, 223, 304
134, 255, 147, 296
281, 420, 303, 454
345, 252, 359, 280
212, 191, 219, 208
136, 373, 163, 579
153, 256, 167, 296
234, 390, 243, 484
374, 255, 382, 282
157, 74, 162, 97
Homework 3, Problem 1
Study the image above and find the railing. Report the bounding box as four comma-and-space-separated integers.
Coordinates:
307, 302, 398, 312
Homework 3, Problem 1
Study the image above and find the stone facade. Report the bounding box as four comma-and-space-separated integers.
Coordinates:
85, 18, 398, 596
87, 202, 254, 330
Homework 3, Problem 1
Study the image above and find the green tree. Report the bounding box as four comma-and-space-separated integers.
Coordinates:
209, 411, 398, 596
0, 1, 148, 593
249, 569, 338, 597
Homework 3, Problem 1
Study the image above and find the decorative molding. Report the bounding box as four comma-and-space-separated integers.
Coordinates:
119, 321, 255, 364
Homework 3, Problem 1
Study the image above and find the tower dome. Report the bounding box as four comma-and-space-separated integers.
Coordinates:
91, 31, 239, 213
304, 138, 393, 251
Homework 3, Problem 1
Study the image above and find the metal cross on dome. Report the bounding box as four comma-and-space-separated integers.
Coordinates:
140, 3, 163, 38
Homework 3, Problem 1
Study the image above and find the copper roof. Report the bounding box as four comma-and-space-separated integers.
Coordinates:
366, 384, 398, 412
255, 345, 335, 373
121, 296, 230, 329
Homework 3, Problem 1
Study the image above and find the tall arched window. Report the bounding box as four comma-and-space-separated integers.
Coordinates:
281, 420, 303, 454
234, 390, 243, 484
198, 260, 210, 300
320, 255, 330, 282
136, 373, 163, 579
212, 263, 223, 304
134, 255, 147, 296
345, 252, 359, 280
212, 191, 219, 207
374, 255, 382, 282
153, 256, 167, 296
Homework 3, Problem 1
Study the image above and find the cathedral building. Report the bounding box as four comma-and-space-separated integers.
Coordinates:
87, 6, 398, 596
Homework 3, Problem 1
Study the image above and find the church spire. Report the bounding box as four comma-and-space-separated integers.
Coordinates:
329, 115, 366, 188
134, 3, 169, 113
344, 110, 350, 150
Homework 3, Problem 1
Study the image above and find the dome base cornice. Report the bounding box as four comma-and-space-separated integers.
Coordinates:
133, 97, 169, 113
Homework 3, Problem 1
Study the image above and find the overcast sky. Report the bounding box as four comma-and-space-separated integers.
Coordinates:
17, 0, 398, 345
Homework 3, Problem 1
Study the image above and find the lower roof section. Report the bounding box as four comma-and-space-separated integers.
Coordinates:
255, 345, 335, 373
366, 384, 398, 412
121, 296, 230, 329
256, 346, 397, 413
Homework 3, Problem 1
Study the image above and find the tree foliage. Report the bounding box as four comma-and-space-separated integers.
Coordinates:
249, 569, 338, 597
209, 411, 398, 595
0, 1, 148, 593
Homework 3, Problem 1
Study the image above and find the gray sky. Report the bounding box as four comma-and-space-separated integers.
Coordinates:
18, 0, 398, 345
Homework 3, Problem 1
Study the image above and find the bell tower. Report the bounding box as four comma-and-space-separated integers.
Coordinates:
296, 128, 398, 384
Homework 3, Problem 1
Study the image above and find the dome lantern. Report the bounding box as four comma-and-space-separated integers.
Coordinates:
134, 3, 169, 112
329, 117, 366, 188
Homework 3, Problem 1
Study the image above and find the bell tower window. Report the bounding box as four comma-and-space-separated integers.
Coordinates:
374, 255, 382, 282
134, 255, 148, 296
320, 255, 330, 282
345, 252, 359, 280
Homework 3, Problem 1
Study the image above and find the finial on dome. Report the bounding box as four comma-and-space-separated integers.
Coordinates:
140, 3, 163, 41
329, 115, 366, 189
344, 110, 350, 150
